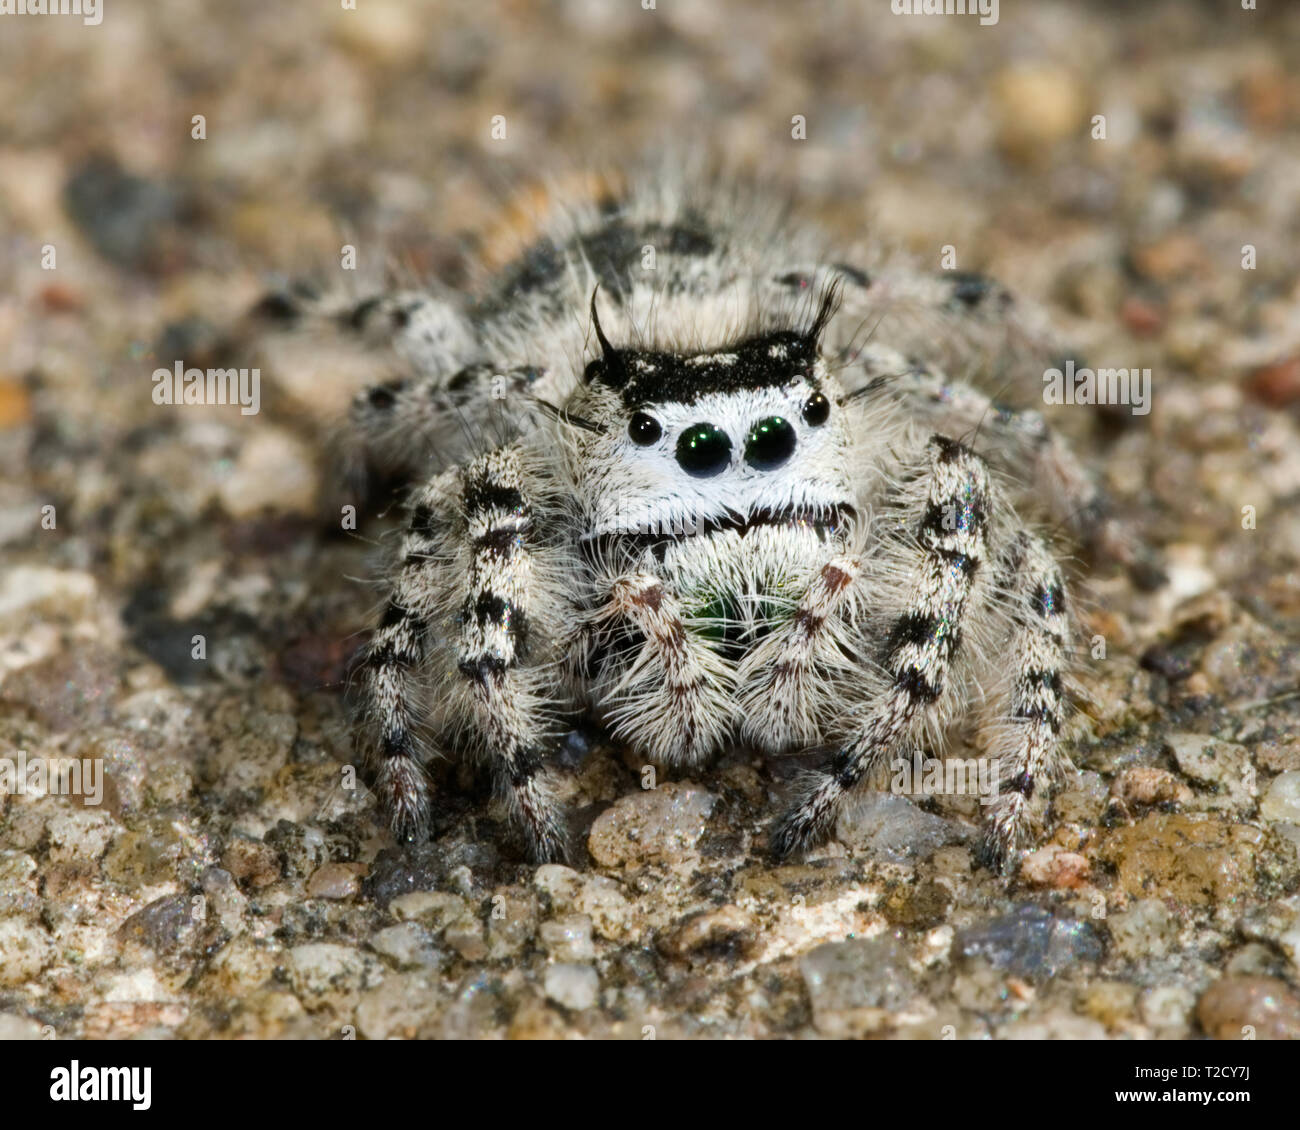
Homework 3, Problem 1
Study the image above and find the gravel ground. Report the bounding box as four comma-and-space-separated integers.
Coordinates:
2, 0, 1300, 1040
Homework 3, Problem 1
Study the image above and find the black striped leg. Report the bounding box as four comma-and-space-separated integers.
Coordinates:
352, 449, 566, 861
592, 574, 735, 768
819, 263, 1047, 381
351, 475, 452, 842
851, 351, 1160, 586
977, 534, 1070, 874
340, 291, 476, 365
452, 449, 565, 862
346, 362, 537, 492
770, 435, 990, 858
737, 556, 863, 751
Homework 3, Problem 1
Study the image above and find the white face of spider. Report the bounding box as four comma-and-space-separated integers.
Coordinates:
567, 329, 853, 538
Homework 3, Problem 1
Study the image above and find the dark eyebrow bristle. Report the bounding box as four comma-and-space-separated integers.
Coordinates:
805, 277, 843, 345
588, 287, 628, 388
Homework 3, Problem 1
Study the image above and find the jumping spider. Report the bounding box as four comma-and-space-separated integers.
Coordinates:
266, 174, 1138, 872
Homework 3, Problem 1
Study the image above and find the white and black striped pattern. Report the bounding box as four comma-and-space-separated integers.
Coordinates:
769, 434, 992, 858
353, 446, 569, 861
977, 532, 1070, 871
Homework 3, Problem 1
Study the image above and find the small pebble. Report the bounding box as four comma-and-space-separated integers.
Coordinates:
1110, 766, 1193, 807
1196, 976, 1300, 1040
1107, 899, 1178, 960
587, 782, 716, 867
956, 905, 1103, 981
836, 792, 966, 863
800, 935, 916, 1037
544, 963, 600, 1012
306, 862, 367, 900
539, 915, 596, 963
0, 918, 54, 987
221, 836, 282, 889
1020, 845, 1091, 889
1260, 772, 1300, 825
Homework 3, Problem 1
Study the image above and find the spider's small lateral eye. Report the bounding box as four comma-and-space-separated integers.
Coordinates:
802, 391, 830, 427
584, 359, 602, 382
628, 412, 662, 446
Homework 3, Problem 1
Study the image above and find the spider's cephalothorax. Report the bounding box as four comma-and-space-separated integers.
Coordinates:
298, 175, 1116, 872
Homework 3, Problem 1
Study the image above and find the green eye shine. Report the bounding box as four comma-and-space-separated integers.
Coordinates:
675, 423, 732, 477
744, 415, 797, 471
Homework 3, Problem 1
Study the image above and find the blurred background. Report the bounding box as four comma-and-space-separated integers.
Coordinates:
2, 0, 1300, 1040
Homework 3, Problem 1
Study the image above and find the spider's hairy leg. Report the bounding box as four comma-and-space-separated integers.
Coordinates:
737, 555, 863, 751
977, 532, 1071, 874
770, 435, 990, 858
257, 287, 479, 374
591, 573, 735, 768
352, 449, 568, 861
351, 474, 451, 842
251, 280, 490, 490
827, 263, 1053, 378
451, 447, 568, 862
346, 363, 538, 490
849, 349, 1161, 585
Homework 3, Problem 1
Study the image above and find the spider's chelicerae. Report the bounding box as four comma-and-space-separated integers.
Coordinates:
281, 174, 1133, 872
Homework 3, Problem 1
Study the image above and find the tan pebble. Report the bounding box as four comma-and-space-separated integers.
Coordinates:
1196, 976, 1300, 1040
221, 837, 281, 889
1110, 766, 1193, 807
443, 918, 488, 962
0, 379, 32, 429
1020, 845, 1091, 889
1098, 813, 1262, 906
218, 430, 319, 519
1077, 982, 1139, 1029
587, 782, 716, 867
992, 64, 1085, 159
306, 862, 367, 900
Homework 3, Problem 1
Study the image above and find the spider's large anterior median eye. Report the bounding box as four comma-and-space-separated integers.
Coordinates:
675, 423, 732, 477
744, 416, 797, 471
802, 391, 830, 427
628, 412, 662, 445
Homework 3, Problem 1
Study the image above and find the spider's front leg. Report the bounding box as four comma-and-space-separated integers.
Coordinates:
353, 446, 569, 861
770, 434, 991, 858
